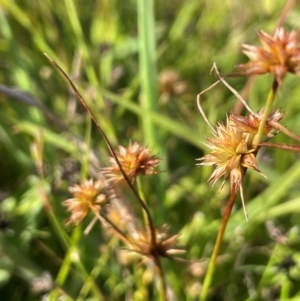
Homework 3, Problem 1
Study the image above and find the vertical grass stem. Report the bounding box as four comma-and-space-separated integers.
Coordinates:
199, 189, 238, 301
253, 79, 278, 147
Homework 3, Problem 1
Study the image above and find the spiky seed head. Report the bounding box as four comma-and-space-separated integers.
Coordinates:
127, 224, 185, 259
229, 108, 283, 142
232, 28, 300, 84
197, 116, 262, 192
63, 179, 108, 225
102, 142, 161, 183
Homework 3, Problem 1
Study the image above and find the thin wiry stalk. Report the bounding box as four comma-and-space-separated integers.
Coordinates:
276, 0, 297, 28
253, 78, 279, 147
44, 54, 157, 248
196, 80, 220, 134
83, 216, 97, 235
232, 76, 256, 115
212, 63, 256, 116
97, 211, 132, 245
268, 120, 300, 142
259, 142, 300, 152
154, 255, 168, 301
199, 189, 238, 301
239, 184, 248, 222
136, 177, 149, 228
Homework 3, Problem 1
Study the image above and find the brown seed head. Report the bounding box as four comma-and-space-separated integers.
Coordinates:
102, 142, 161, 183
63, 179, 108, 225
127, 224, 185, 259
232, 28, 300, 84
229, 108, 283, 142
197, 117, 262, 192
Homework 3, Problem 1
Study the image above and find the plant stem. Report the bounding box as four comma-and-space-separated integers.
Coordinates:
154, 256, 168, 301
253, 78, 278, 147
199, 189, 238, 301
80, 114, 92, 180
280, 275, 291, 300
137, 0, 159, 146
136, 177, 149, 227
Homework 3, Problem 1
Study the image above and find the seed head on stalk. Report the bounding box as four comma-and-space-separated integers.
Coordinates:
197, 64, 285, 220
45, 54, 182, 301
126, 224, 185, 259
63, 179, 108, 225
102, 142, 161, 184
231, 27, 300, 85
228, 108, 283, 143
197, 117, 261, 220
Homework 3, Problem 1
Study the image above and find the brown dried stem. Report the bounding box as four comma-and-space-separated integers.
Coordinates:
259, 142, 300, 152
268, 120, 300, 143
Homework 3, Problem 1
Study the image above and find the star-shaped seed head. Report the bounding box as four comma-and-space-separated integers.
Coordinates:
63, 179, 108, 225
102, 142, 161, 184
232, 28, 300, 85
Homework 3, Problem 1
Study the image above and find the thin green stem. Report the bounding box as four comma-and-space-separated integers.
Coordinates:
49, 245, 75, 301
253, 78, 278, 148
77, 237, 118, 301
154, 256, 168, 301
199, 189, 238, 301
136, 177, 149, 227
74, 259, 104, 300
50, 116, 93, 301
280, 275, 291, 300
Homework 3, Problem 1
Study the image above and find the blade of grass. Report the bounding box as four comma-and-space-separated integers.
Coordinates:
137, 0, 167, 211
137, 0, 159, 146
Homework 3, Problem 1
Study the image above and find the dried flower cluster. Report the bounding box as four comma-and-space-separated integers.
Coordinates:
103, 202, 185, 261
197, 108, 284, 218
232, 27, 300, 84
125, 224, 185, 259
62, 141, 184, 262
102, 141, 161, 183
198, 27, 300, 222
44, 24, 300, 301
63, 178, 108, 225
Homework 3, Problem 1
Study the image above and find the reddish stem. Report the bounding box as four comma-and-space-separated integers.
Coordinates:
199, 189, 237, 301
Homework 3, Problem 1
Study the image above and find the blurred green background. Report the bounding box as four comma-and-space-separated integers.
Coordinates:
1, 0, 300, 300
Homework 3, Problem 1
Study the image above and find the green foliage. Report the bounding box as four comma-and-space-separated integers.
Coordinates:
1, 0, 300, 300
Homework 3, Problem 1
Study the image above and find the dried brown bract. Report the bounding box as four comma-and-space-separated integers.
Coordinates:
197, 118, 261, 193
231, 28, 300, 84
102, 142, 161, 184
126, 224, 185, 259
229, 108, 283, 141
63, 179, 108, 225
196, 112, 273, 220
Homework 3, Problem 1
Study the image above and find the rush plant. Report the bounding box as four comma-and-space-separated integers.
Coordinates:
1, 1, 300, 301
